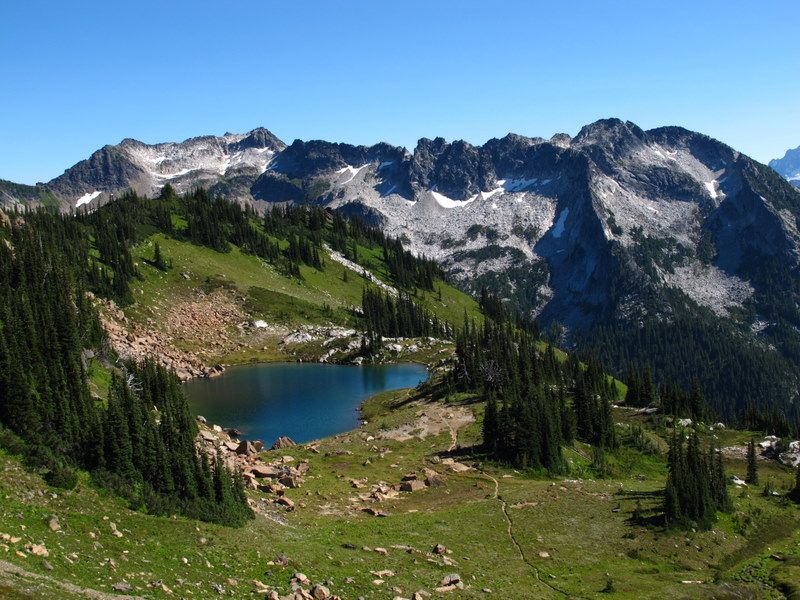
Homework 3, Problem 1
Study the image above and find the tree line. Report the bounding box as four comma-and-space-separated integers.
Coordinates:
452, 316, 618, 472
0, 208, 251, 526
361, 287, 451, 340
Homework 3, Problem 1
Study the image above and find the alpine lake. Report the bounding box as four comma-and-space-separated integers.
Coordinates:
183, 362, 428, 444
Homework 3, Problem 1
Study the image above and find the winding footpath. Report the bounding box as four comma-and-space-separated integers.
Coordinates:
447, 418, 585, 599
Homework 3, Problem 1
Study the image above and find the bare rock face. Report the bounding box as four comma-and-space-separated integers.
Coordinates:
95, 289, 257, 381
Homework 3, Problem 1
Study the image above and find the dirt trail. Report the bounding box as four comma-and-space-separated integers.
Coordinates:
476, 472, 585, 599
0, 560, 143, 600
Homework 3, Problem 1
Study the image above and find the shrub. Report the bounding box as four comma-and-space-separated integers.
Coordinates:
44, 464, 78, 490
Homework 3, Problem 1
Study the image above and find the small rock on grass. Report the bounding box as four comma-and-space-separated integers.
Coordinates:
311, 584, 331, 599
25, 543, 48, 558
47, 516, 60, 532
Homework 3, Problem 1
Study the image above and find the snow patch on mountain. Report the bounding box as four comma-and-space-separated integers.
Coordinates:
480, 186, 504, 200
430, 189, 477, 208
500, 178, 539, 192
551, 208, 569, 238
336, 164, 369, 185
76, 190, 101, 207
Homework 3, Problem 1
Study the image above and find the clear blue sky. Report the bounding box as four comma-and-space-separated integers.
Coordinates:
2, 0, 798, 184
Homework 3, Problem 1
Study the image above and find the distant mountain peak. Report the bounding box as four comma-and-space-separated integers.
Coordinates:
770, 145, 800, 187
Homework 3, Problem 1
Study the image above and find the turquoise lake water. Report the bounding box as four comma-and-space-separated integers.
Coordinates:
183, 362, 428, 444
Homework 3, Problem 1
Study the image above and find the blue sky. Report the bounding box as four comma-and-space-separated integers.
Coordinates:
2, 0, 798, 184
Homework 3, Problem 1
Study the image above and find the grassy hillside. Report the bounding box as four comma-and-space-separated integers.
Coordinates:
129, 235, 481, 327
116, 232, 482, 368
1, 385, 798, 599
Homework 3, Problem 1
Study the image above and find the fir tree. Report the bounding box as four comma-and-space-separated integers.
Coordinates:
152, 241, 168, 271
746, 437, 759, 485
663, 429, 729, 529
789, 465, 800, 503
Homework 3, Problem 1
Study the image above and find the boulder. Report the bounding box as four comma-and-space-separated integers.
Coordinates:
292, 573, 311, 587
236, 441, 256, 456
424, 469, 445, 487
25, 543, 49, 557
778, 440, 800, 468
259, 482, 285, 494
250, 465, 282, 478
279, 475, 303, 489
311, 584, 331, 599
275, 496, 295, 509
435, 574, 464, 592
400, 480, 426, 492
112, 582, 132, 592
272, 436, 297, 450
362, 507, 389, 517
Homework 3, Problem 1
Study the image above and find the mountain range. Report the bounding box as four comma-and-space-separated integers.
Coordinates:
770, 145, 800, 188
3, 119, 800, 414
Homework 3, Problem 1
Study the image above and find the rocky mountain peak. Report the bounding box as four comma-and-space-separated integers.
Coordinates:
770, 145, 800, 187
549, 133, 572, 147
230, 127, 286, 152
573, 119, 649, 164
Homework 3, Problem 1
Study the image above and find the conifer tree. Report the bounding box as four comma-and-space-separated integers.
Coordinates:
482, 394, 499, 455
152, 241, 168, 271
746, 437, 759, 485
789, 465, 800, 503
664, 428, 729, 528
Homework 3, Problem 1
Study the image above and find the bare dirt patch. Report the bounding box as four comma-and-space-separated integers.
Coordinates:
378, 403, 475, 444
